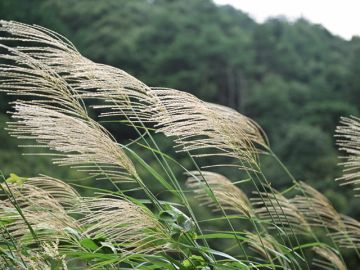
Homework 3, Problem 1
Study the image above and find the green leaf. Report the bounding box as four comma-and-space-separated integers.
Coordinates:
80, 238, 99, 251
5, 173, 27, 186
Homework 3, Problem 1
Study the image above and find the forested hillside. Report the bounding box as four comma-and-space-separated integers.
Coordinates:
1, 0, 360, 216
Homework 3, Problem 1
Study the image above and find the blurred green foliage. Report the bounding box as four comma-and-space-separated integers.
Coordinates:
1, 0, 360, 227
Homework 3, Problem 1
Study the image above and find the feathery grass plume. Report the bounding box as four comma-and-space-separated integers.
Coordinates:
251, 189, 311, 234
244, 231, 289, 266
330, 215, 360, 249
0, 21, 144, 182
0, 20, 77, 51
335, 116, 360, 194
0, 39, 86, 119
4, 240, 69, 270
186, 171, 253, 217
0, 20, 156, 122
291, 183, 360, 253
74, 197, 171, 255
23, 175, 80, 209
291, 182, 342, 231
205, 102, 269, 148
41, 240, 69, 270
7, 103, 137, 182
74, 63, 157, 123
2, 242, 69, 270
0, 250, 53, 270
151, 88, 268, 170
0, 181, 79, 249
312, 246, 346, 270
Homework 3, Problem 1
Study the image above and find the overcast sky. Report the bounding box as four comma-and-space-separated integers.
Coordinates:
214, 0, 360, 40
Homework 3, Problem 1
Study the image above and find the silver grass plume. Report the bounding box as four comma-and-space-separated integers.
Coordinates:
0, 21, 145, 182
76, 64, 157, 123
289, 182, 360, 251
0, 35, 86, 119
251, 189, 311, 234
186, 171, 253, 217
74, 197, 171, 255
151, 88, 268, 170
244, 231, 289, 266
0, 181, 79, 249
330, 215, 360, 249
335, 116, 360, 194
0, 251, 52, 270
0, 240, 68, 270
0, 21, 268, 171
293, 183, 360, 250
312, 246, 346, 270
205, 102, 268, 148
41, 240, 69, 270
23, 175, 81, 209
291, 181, 342, 231
7, 103, 137, 181
0, 20, 156, 122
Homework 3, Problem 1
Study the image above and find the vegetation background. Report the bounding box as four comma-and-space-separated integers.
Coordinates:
1, 0, 360, 266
